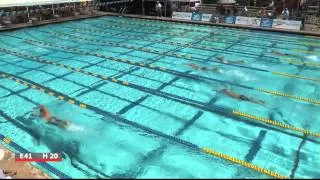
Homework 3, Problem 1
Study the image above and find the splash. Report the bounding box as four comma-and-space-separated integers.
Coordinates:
225, 69, 257, 82
67, 123, 85, 132
306, 55, 319, 62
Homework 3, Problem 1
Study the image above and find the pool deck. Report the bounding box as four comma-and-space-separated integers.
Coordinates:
0, 11, 319, 37
0, 145, 51, 179
0, 11, 110, 32
113, 12, 320, 37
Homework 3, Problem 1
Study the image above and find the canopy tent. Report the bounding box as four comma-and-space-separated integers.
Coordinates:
217, 0, 236, 4
0, 0, 92, 7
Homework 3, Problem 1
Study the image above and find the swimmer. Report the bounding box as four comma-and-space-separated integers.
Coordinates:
185, 63, 221, 73
36, 105, 71, 129
271, 50, 302, 59
216, 56, 245, 65
219, 88, 265, 106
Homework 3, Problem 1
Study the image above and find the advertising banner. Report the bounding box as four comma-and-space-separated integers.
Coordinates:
191, 12, 202, 21
172, 11, 192, 20
235, 16, 261, 27
225, 16, 236, 24
201, 13, 212, 22
272, 19, 301, 30
260, 18, 273, 28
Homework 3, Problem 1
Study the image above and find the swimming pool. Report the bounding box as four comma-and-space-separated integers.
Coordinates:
0, 15, 319, 178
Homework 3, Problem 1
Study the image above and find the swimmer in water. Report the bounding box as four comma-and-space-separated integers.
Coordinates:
216, 56, 245, 65
185, 63, 221, 73
219, 88, 265, 106
35, 105, 71, 129
271, 50, 302, 59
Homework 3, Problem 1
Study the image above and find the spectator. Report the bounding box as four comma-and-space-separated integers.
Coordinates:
155, 1, 162, 17
281, 8, 290, 20
0, 169, 16, 179
258, 7, 267, 18
233, 4, 238, 16
240, 6, 248, 16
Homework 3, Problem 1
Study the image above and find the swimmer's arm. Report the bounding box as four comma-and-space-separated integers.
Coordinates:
250, 98, 265, 106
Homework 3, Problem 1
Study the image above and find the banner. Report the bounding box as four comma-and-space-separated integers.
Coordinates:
225, 16, 236, 24
0, 0, 92, 7
201, 13, 212, 22
172, 12, 192, 20
260, 18, 273, 28
235, 16, 261, 27
272, 19, 301, 30
191, 12, 202, 21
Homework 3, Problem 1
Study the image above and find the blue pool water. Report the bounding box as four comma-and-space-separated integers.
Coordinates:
0, 15, 319, 178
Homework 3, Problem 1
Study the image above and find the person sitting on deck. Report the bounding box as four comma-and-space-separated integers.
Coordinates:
0, 168, 16, 179
185, 63, 221, 73
219, 87, 265, 106
216, 56, 245, 65
34, 105, 71, 129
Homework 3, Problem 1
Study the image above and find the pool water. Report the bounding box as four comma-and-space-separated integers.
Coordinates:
0, 15, 319, 178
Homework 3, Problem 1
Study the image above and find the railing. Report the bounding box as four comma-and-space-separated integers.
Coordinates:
0, 3, 96, 27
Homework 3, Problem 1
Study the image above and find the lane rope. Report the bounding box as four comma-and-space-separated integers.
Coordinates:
1, 50, 320, 139
0, 134, 71, 179
0, 71, 287, 179
11, 37, 320, 106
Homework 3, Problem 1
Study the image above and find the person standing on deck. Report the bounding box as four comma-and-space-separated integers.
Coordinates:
281, 8, 290, 20
156, 1, 162, 17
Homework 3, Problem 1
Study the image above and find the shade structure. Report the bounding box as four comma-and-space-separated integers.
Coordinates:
218, 0, 236, 4
0, 0, 92, 7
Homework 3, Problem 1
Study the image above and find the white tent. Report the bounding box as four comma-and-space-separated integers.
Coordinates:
0, 0, 92, 7
218, 0, 236, 4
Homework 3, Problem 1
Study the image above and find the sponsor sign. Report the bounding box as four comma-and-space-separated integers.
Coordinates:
235, 16, 261, 27
272, 19, 301, 30
201, 13, 212, 22
191, 12, 202, 21
260, 18, 273, 28
225, 16, 236, 24
172, 11, 192, 20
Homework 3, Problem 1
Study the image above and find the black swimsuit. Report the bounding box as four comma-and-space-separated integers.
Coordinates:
239, 95, 250, 101
49, 117, 67, 127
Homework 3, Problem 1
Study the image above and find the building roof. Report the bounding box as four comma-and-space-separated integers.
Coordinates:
0, 0, 92, 7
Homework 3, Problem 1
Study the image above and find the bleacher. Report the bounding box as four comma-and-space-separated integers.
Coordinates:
0, 0, 95, 27
95, 0, 135, 14
197, 3, 264, 17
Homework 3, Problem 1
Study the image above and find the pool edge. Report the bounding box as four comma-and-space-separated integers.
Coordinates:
0, 11, 319, 37
115, 13, 320, 37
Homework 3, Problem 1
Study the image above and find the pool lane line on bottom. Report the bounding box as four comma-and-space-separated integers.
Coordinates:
2, 50, 320, 143
102, 18, 320, 44
78, 21, 305, 47
72, 27, 295, 54
0, 135, 71, 179
128, 17, 320, 44
0, 71, 288, 179
6, 38, 320, 106
1, 49, 320, 142
47, 27, 318, 72
72, 28, 319, 69
0, 110, 112, 179
84, 19, 311, 51
5, 33, 318, 84
132, 18, 320, 45
68, 27, 278, 62
37, 31, 320, 83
